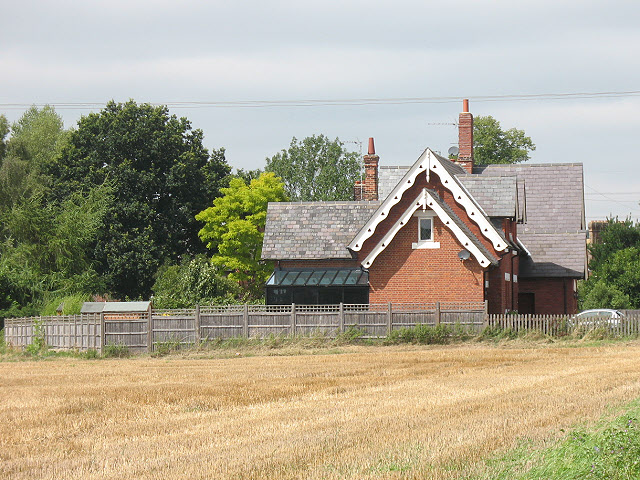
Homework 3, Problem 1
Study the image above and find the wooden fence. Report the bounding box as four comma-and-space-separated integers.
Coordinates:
5, 304, 640, 354
4, 302, 486, 353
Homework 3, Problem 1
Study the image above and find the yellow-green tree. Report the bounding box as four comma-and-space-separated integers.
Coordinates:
196, 172, 288, 299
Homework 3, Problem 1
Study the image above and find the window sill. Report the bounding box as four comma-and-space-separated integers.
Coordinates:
412, 241, 441, 249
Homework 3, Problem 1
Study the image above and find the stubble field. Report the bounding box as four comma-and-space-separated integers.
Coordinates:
2, 342, 640, 479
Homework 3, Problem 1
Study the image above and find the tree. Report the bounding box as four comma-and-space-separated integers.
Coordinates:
265, 135, 361, 201
151, 255, 240, 308
45, 100, 231, 299
473, 116, 536, 164
0, 186, 111, 319
196, 172, 288, 299
0, 114, 9, 162
0, 106, 67, 212
579, 219, 640, 309
587, 219, 640, 273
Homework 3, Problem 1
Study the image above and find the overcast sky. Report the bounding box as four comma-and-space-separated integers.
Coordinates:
2, 0, 639, 222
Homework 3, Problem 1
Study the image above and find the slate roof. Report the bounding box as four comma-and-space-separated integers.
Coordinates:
457, 175, 519, 218
262, 201, 380, 260
474, 163, 586, 278
473, 163, 585, 234
518, 233, 587, 277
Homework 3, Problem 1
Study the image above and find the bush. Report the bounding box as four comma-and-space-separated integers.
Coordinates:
386, 324, 451, 345
103, 343, 130, 358
40, 293, 90, 316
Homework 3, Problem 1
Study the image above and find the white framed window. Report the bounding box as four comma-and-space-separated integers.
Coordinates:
412, 211, 440, 249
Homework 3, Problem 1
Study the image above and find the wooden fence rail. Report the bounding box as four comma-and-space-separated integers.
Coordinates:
4, 303, 639, 354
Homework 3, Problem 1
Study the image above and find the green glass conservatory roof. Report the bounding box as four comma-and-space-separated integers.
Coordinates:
266, 269, 369, 287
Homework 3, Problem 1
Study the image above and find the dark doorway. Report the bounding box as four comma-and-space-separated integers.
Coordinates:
518, 293, 535, 314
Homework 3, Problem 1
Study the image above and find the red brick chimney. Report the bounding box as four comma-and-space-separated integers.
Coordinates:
457, 99, 474, 173
354, 137, 379, 201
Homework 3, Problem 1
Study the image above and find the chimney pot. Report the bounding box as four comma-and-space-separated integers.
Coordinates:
457, 99, 474, 173
368, 137, 375, 155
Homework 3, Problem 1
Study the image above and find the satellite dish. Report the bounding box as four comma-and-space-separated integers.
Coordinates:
458, 249, 470, 261
448, 146, 459, 156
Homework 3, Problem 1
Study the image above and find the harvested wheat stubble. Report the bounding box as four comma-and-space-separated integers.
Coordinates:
1, 343, 640, 479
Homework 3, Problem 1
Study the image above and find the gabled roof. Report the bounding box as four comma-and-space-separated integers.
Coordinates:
361, 188, 498, 269
380, 166, 521, 219
262, 201, 379, 260
349, 149, 508, 254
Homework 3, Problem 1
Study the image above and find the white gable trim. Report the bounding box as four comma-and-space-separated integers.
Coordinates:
430, 172, 506, 252
349, 149, 507, 254
361, 189, 493, 269
349, 149, 433, 252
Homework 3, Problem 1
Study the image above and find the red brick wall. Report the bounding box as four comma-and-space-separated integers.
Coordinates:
485, 251, 519, 314
518, 277, 578, 315
368, 215, 485, 303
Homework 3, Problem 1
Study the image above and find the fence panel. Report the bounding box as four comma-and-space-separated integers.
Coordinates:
103, 313, 148, 353
152, 311, 196, 348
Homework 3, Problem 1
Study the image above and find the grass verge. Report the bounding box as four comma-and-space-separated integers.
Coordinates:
472, 399, 640, 479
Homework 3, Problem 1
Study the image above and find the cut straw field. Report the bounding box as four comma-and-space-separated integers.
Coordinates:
2, 343, 640, 479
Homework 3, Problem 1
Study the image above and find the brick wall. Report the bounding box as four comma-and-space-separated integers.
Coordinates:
368, 215, 485, 303
518, 277, 578, 315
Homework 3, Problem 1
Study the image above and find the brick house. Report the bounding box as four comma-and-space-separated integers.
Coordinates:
262, 101, 587, 314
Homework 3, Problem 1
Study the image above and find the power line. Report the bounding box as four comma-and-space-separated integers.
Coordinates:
2, 90, 640, 111
585, 185, 640, 212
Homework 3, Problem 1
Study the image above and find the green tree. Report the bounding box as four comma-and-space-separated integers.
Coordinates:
0, 114, 9, 162
0, 185, 111, 319
196, 172, 288, 299
579, 219, 640, 309
45, 100, 231, 299
7, 105, 68, 170
473, 116, 536, 164
234, 167, 263, 184
0, 106, 67, 212
588, 219, 640, 273
265, 134, 361, 201
152, 255, 240, 308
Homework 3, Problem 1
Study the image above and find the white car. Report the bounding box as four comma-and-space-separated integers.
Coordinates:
571, 309, 625, 328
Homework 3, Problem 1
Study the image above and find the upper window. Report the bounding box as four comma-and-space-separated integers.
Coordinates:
419, 218, 433, 241
413, 212, 440, 249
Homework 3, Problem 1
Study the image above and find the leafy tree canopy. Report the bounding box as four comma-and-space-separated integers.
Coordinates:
265, 134, 361, 201
579, 219, 640, 309
196, 172, 288, 299
0, 106, 67, 211
152, 255, 240, 309
473, 115, 536, 164
45, 100, 231, 299
0, 114, 9, 162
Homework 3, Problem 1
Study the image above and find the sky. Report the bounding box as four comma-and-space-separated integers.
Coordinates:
2, 0, 640, 223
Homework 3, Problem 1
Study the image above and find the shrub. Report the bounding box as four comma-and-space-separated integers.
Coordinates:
387, 324, 451, 345
103, 343, 130, 358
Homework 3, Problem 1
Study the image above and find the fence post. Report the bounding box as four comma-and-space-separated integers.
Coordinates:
147, 306, 153, 354
483, 300, 489, 328
387, 302, 393, 336
291, 303, 297, 336
435, 302, 441, 326
243, 304, 249, 338
195, 304, 201, 345
99, 311, 105, 354
339, 303, 344, 334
